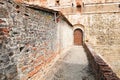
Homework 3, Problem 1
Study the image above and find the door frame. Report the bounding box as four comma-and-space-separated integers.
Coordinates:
74, 29, 83, 45
73, 24, 85, 45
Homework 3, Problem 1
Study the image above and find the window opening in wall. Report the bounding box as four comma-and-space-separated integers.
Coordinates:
16, 5, 20, 13
76, 4, 81, 8
82, 2, 84, 7
72, 3, 74, 7
55, 0, 60, 6
16, 5, 20, 9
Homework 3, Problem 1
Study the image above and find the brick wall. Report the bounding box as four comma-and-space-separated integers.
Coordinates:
83, 43, 120, 80
0, 0, 73, 80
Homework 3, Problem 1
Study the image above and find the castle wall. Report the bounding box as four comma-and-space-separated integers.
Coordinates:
0, 0, 73, 80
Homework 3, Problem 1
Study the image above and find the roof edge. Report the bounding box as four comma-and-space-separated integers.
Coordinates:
26, 4, 58, 13
59, 12, 73, 27
25, 4, 73, 27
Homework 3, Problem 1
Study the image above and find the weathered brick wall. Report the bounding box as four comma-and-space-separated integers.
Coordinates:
0, 0, 19, 80
0, 0, 73, 80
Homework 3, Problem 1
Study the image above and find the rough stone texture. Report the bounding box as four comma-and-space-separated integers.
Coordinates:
23, 0, 47, 7
84, 13, 120, 78
22, 0, 83, 8
83, 0, 120, 4
1, 0, 120, 80
83, 3, 120, 13
84, 43, 120, 80
0, 0, 73, 80
65, 4, 120, 78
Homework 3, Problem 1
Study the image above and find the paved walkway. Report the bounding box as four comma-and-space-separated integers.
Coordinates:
45, 46, 95, 80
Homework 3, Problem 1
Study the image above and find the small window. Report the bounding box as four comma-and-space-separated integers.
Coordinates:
16, 5, 20, 9
55, 0, 60, 6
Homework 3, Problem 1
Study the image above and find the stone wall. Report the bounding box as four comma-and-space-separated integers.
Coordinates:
23, 0, 47, 7
65, 3, 120, 77
84, 43, 120, 80
0, 0, 73, 80
83, 3, 120, 14
81, 13, 120, 78
83, 0, 120, 4
0, 0, 19, 80
22, 0, 83, 8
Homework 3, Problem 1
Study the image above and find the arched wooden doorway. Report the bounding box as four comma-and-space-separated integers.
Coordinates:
74, 29, 83, 45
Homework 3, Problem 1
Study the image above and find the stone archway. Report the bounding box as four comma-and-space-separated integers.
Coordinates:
74, 29, 83, 45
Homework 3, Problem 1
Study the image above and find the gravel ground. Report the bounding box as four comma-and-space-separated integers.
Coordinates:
45, 46, 95, 80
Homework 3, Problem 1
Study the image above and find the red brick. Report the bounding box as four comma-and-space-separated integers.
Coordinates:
28, 69, 37, 78
0, 28, 9, 35
0, 19, 5, 23
45, 52, 57, 64
35, 55, 45, 63
21, 66, 28, 72
35, 62, 44, 71
32, 47, 37, 51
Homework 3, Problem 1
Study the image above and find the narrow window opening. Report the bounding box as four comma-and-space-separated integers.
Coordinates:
16, 5, 20, 9
77, 4, 81, 8
72, 3, 74, 7
16, 5, 20, 13
55, 0, 60, 6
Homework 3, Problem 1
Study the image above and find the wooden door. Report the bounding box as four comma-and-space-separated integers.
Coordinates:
74, 29, 83, 45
